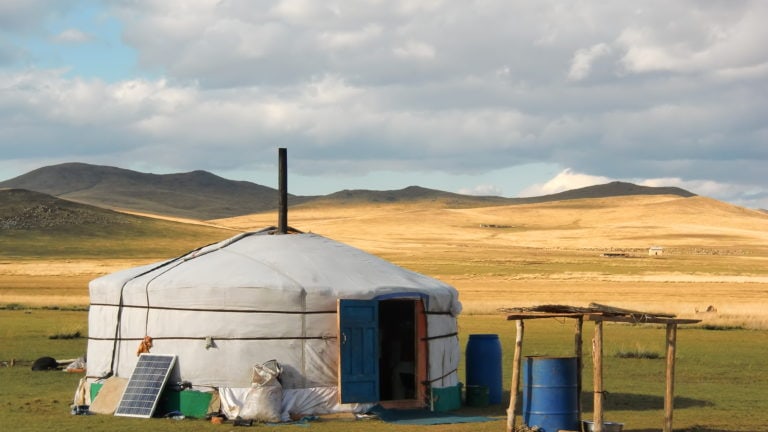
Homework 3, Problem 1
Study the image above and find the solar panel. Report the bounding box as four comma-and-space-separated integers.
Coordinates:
114, 354, 176, 418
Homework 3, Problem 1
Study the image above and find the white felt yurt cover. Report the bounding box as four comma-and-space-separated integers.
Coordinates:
85, 229, 462, 416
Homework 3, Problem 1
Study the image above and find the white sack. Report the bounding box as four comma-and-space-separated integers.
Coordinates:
240, 385, 283, 423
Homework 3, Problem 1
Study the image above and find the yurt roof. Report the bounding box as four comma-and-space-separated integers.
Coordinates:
89, 230, 461, 313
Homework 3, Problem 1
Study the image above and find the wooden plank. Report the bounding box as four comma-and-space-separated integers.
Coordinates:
664, 323, 677, 432
415, 300, 428, 408
506, 313, 587, 320
589, 302, 675, 318
575, 316, 583, 421
585, 314, 700, 325
507, 320, 524, 432
592, 320, 604, 432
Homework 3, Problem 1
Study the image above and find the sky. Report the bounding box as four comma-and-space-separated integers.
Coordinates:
1, 1, 766, 208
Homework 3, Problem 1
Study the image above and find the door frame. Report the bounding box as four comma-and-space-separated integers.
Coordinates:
337, 296, 428, 408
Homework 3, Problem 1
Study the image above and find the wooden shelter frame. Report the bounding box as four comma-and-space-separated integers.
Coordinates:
503, 304, 700, 432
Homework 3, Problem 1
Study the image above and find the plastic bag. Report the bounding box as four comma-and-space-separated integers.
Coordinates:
251, 359, 281, 386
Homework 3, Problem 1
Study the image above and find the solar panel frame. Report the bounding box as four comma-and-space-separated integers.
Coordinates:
114, 354, 177, 418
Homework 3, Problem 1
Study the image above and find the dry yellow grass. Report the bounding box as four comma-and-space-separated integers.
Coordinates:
0, 259, 149, 305
215, 195, 768, 249
212, 195, 768, 328
3, 194, 767, 328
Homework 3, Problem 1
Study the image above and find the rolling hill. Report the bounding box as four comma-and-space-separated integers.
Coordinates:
0, 188, 231, 258
509, 181, 695, 203
0, 188, 132, 231
0, 162, 697, 220
299, 185, 512, 209
0, 163, 309, 220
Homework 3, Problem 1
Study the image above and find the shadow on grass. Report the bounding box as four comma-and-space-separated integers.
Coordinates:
581, 392, 715, 411
625, 428, 736, 432
452, 390, 715, 428
454, 390, 713, 415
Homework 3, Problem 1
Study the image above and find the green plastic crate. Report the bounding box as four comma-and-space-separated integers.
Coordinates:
158, 390, 214, 418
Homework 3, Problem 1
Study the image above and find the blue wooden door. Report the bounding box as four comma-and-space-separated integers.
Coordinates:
338, 299, 380, 403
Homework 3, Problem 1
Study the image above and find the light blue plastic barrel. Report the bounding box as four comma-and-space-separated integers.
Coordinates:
465, 334, 502, 404
522, 356, 579, 432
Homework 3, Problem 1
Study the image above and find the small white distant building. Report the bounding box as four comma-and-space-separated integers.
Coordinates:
649, 246, 664, 256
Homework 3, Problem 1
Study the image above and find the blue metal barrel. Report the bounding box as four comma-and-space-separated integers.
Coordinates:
522, 356, 579, 432
465, 334, 502, 404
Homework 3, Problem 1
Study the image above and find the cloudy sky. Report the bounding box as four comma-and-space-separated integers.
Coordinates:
1, 1, 766, 208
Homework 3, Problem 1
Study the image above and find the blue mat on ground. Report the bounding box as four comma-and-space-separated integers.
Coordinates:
367, 405, 497, 425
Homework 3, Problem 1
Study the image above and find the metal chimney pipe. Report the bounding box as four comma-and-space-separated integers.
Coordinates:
277, 147, 288, 234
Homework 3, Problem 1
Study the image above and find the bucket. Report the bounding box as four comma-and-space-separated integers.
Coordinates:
465, 385, 489, 407
465, 334, 502, 404
583, 420, 624, 432
522, 356, 579, 432
431, 383, 462, 412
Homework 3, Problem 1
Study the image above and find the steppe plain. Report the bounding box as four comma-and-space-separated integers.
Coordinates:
216, 194, 768, 329
2, 191, 768, 431
3, 193, 768, 327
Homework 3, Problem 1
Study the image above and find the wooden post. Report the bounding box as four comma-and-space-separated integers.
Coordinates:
506, 319, 524, 432
575, 316, 584, 420
664, 323, 677, 432
592, 319, 604, 432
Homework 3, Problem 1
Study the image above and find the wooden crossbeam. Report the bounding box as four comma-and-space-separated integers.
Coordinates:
502, 304, 699, 432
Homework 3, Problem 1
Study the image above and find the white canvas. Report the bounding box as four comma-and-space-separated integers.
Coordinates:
85, 230, 462, 415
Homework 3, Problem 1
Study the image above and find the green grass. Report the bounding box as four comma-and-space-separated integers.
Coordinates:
0, 220, 232, 259
1, 311, 767, 431
613, 345, 664, 359
464, 317, 768, 431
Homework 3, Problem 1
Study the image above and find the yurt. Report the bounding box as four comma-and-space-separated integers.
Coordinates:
83, 227, 462, 419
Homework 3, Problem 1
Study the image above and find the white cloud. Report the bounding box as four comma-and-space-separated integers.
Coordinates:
269, 0, 325, 22
568, 43, 611, 81
616, 3, 768, 76
641, 177, 740, 201
52, 28, 92, 44
641, 177, 768, 209
1, 1, 767, 208
301, 75, 363, 104
0, 1, 71, 33
458, 184, 503, 196
517, 171, 768, 209
392, 41, 435, 60
319, 24, 382, 50
520, 169, 612, 197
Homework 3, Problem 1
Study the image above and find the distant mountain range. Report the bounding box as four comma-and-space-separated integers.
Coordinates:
0, 163, 298, 220
0, 162, 696, 221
